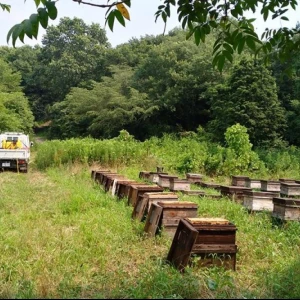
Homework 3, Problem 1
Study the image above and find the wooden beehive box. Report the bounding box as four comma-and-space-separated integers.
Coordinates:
104, 174, 127, 192
279, 178, 296, 183
111, 179, 136, 197
139, 171, 151, 180
94, 170, 113, 184
280, 182, 300, 197
231, 175, 249, 187
148, 172, 168, 183
272, 197, 300, 221
91, 169, 110, 181
100, 172, 119, 186
245, 178, 261, 189
144, 201, 198, 238
196, 181, 220, 190
128, 185, 164, 207
167, 218, 237, 272
132, 192, 178, 221
116, 181, 141, 199
186, 173, 203, 183
157, 174, 179, 189
219, 185, 252, 203
170, 178, 191, 191
243, 190, 279, 212
260, 180, 281, 192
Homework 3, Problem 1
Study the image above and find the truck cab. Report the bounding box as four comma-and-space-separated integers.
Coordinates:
0, 132, 32, 173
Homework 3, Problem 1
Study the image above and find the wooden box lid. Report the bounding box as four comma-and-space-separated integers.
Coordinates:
186, 218, 229, 225
157, 201, 198, 208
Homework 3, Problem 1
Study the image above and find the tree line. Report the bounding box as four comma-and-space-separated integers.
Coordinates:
0, 17, 299, 147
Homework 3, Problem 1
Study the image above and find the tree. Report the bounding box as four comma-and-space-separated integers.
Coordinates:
21, 17, 110, 121
48, 66, 157, 140
208, 59, 287, 147
3, 0, 300, 71
0, 59, 34, 133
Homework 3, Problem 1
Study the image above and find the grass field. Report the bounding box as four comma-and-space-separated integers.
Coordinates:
0, 163, 299, 299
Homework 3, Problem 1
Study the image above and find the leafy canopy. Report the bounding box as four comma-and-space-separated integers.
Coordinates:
2, 0, 300, 71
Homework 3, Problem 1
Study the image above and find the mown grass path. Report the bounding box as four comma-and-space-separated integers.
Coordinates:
0, 165, 299, 299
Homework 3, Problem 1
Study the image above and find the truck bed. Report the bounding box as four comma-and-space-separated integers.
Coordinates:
0, 149, 30, 160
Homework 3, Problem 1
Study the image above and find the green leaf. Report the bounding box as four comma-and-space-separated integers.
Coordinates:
237, 37, 246, 54
222, 50, 233, 63
246, 36, 256, 51
45, 1, 57, 20
38, 7, 49, 29
106, 11, 115, 32
29, 14, 39, 39
194, 27, 201, 45
114, 10, 125, 27
23, 19, 33, 38
217, 54, 225, 72
12, 24, 24, 47
280, 16, 289, 21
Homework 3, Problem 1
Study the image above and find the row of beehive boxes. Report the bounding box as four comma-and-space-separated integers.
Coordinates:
139, 171, 300, 221
216, 176, 300, 221
91, 169, 238, 271
231, 175, 300, 196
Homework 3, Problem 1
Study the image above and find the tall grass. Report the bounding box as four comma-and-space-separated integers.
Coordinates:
35, 134, 300, 180
0, 163, 299, 298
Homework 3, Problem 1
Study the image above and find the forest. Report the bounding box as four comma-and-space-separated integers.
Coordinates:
0, 17, 300, 148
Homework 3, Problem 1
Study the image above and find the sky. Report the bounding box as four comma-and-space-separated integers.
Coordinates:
0, 0, 299, 48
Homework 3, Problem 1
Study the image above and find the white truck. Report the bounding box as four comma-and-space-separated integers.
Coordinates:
0, 132, 32, 173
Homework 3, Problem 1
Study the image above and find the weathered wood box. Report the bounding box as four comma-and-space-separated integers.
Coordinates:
94, 170, 113, 184
148, 172, 168, 183
245, 178, 261, 189
186, 173, 203, 183
132, 192, 178, 221
170, 178, 191, 192
144, 201, 198, 238
279, 178, 296, 183
243, 191, 279, 212
128, 185, 164, 207
219, 185, 252, 203
91, 169, 110, 181
111, 179, 136, 197
280, 182, 300, 197
231, 175, 249, 187
196, 181, 220, 190
139, 171, 151, 180
167, 218, 237, 272
260, 180, 281, 192
100, 172, 119, 186
272, 197, 300, 221
116, 181, 141, 199
104, 174, 127, 192
157, 174, 179, 189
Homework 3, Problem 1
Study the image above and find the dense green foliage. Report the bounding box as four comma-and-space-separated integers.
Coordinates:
3, 1, 300, 72
0, 17, 300, 148
0, 59, 34, 133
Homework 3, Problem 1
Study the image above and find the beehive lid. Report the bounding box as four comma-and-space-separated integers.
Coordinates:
145, 192, 178, 199
157, 201, 198, 208
158, 174, 178, 178
186, 218, 229, 225
186, 173, 203, 177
